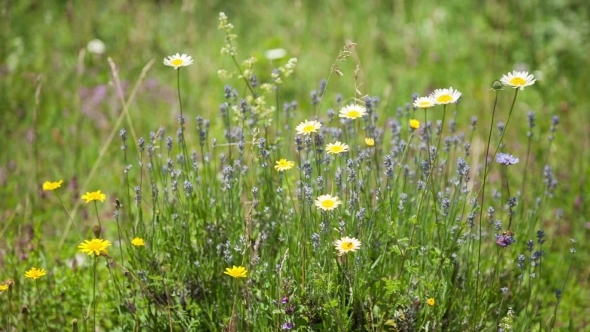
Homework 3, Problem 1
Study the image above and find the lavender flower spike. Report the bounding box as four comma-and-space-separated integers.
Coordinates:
496, 153, 519, 166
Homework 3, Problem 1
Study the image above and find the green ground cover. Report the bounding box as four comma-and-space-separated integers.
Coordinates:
1, 0, 589, 331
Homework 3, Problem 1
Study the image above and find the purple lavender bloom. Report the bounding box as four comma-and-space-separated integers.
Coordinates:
281, 322, 294, 330
496, 234, 516, 247
496, 153, 519, 165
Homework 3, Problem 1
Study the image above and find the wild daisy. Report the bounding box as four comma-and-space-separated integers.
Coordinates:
315, 194, 341, 211
413, 96, 436, 109
0, 283, 9, 292
78, 239, 112, 256
427, 298, 435, 306
163, 53, 193, 69
339, 104, 367, 119
131, 237, 145, 247
364, 138, 375, 146
500, 70, 536, 90
24, 268, 46, 280
326, 142, 350, 154
431, 87, 462, 104
42, 180, 63, 191
409, 119, 420, 129
224, 265, 248, 278
334, 236, 361, 255
81, 190, 106, 203
295, 120, 322, 135
275, 159, 295, 172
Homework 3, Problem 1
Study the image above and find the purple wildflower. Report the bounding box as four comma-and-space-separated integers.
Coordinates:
495, 233, 516, 247
281, 296, 289, 304
281, 322, 294, 330
496, 153, 519, 165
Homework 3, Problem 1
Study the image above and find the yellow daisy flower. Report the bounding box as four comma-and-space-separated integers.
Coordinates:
334, 236, 361, 255
274, 159, 295, 172
427, 298, 435, 306
409, 119, 420, 129
42, 180, 63, 191
431, 87, 461, 104
81, 190, 106, 203
315, 194, 341, 211
78, 239, 112, 256
364, 138, 375, 146
131, 237, 145, 247
326, 142, 350, 155
295, 120, 322, 135
0, 283, 9, 292
339, 104, 367, 119
500, 70, 536, 90
413, 96, 436, 109
224, 265, 248, 278
163, 53, 193, 69
24, 267, 46, 280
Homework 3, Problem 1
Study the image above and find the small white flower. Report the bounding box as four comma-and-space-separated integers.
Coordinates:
296, 120, 322, 135
265, 48, 287, 61
413, 96, 436, 109
500, 70, 536, 90
163, 53, 193, 69
339, 104, 367, 119
431, 87, 462, 104
87, 39, 105, 55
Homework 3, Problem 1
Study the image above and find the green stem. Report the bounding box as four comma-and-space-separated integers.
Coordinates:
93, 256, 97, 331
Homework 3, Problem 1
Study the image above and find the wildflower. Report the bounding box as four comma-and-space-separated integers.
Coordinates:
426, 298, 435, 306
281, 322, 294, 330
315, 194, 341, 211
131, 237, 145, 247
412, 96, 436, 109
42, 180, 63, 191
24, 268, 46, 280
265, 48, 287, 61
223, 265, 247, 278
78, 239, 112, 256
81, 190, 106, 203
500, 70, 536, 90
326, 142, 350, 155
364, 138, 375, 146
334, 236, 361, 255
295, 120, 322, 135
431, 87, 462, 104
163, 53, 193, 69
496, 153, 519, 165
339, 104, 367, 119
0, 283, 8, 292
275, 159, 295, 172
87, 39, 105, 55
409, 119, 420, 129
496, 232, 516, 247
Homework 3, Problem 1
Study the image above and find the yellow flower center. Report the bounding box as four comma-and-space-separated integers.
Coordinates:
322, 200, 335, 208
303, 125, 315, 133
330, 146, 343, 153
346, 110, 360, 118
342, 242, 354, 250
509, 77, 526, 86
437, 95, 452, 103
171, 59, 184, 66
419, 101, 431, 107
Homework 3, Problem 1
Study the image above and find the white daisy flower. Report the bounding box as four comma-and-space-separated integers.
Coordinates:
163, 53, 193, 69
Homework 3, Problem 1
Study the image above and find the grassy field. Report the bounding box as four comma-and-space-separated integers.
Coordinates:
1, 0, 589, 331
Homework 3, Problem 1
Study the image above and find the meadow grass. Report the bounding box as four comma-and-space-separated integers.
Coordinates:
1, 1, 589, 331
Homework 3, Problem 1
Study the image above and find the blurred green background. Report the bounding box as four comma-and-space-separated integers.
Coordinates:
1, 0, 589, 327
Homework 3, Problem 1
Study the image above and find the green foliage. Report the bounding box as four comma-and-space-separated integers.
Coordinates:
1, 1, 589, 331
